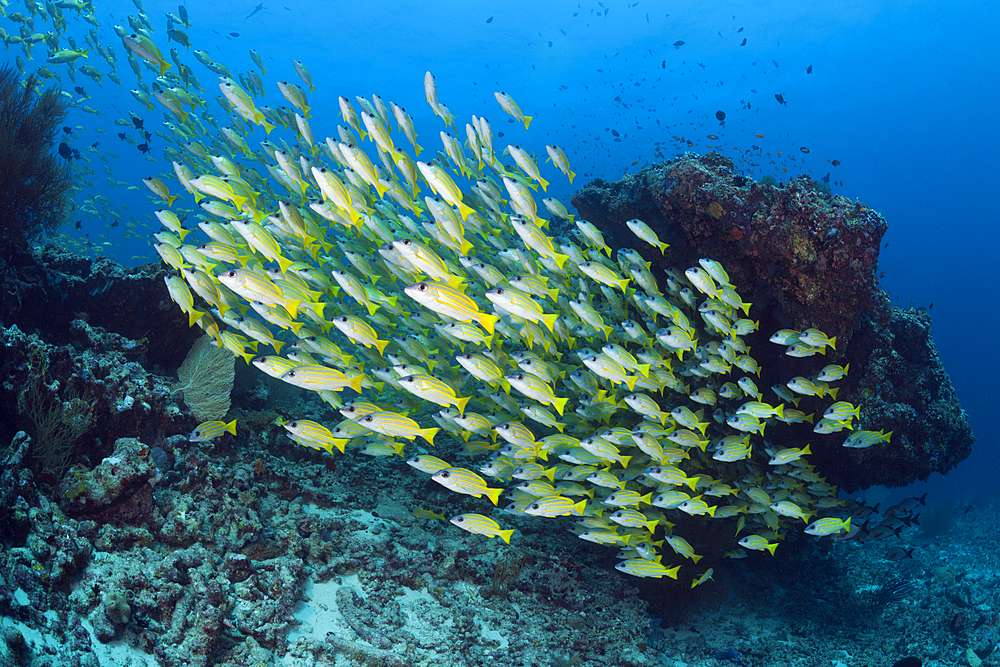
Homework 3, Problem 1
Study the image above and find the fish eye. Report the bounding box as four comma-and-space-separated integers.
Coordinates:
417, 283, 427, 291
515, 374, 524, 380
363, 415, 373, 422
287, 371, 296, 377
455, 517, 464, 523
227, 270, 236, 277
439, 471, 450, 478
495, 288, 504, 294
339, 317, 347, 322
530, 503, 539, 511
402, 239, 411, 246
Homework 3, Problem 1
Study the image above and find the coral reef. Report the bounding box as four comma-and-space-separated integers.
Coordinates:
0, 320, 189, 482
572, 154, 973, 489
0, 243, 199, 371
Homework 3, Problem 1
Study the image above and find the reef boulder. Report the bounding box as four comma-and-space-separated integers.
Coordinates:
572, 154, 973, 489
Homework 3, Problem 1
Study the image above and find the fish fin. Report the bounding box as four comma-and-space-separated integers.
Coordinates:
225, 419, 238, 435
499, 528, 515, 544
552, 396, 568, 416
478, 313, 498, 335
455, 395, 471, 416
420, 426, 439, 446
375, 338, 389, 356
541, 312, 559, 333
485, 486, 502, 506
522, 115, 532, 130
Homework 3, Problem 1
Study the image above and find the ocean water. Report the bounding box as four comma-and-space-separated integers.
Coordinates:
33, 0, 999, 499
3, 0, 998, 665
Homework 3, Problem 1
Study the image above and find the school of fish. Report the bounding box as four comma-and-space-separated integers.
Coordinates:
4, 0, 892, 584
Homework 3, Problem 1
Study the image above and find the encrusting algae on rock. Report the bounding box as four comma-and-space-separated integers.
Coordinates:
151, 66, 871, 584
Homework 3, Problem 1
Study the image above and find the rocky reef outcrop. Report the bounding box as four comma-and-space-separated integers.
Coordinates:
572, 153, 973, 489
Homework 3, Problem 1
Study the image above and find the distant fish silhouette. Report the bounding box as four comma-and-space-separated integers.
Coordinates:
740, 37, 747, 46
774, 93, 787, 105
673, 40, 684, 48
62, 126, 73, 134
806, 64, 813, 73
58, 142, 72, 160
246, 2, 264, 19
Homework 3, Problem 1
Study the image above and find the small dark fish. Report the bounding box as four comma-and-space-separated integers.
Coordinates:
715, 110, 726, 121
715, 648, 743, 663
891, 659, 921, 667
63, 126, 73, 134
110, 220, 119, 228
74, 220, 82, 229
737, 27, 744, 33
830, 159, 841, 166
673, 40, 684, 48
486, 16, 493, 23
131, 115, 144, 130
883, 546, 914, 561
740, 37, 746, 46
74, 86, 86, 95
774, 93, 787, 105
497, 132, 504, 137
611, 129, 620, 136
91, 141, 100, 148
246, 2, 264, 20
118, 132, 127, 140
58, 142, 72, 159
806, 64, 813, 73
928, 302, 933, 309
661, 60, 665, 68
822, 173, 830, 183
229, 32, 240, 37
772, 59, 779, 67
799, 146, 810, 153
137, 142, 150, 153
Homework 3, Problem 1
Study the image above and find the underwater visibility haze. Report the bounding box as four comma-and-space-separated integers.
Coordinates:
0, 1, 997, 666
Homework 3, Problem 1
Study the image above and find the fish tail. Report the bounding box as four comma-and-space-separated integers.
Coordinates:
348, 372, 365, 393
552, 395, 569, 416
374, 338, 389, 356
269, 339, 284, 354
419, 426, 439, 446
455, 395, 471, 416
165, 193, 178, 207
522, 115, 532, 130
499, 529, 515, 544
485, 486, 503, 505
478, 313, 498, 335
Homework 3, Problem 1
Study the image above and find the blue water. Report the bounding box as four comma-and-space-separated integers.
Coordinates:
13, 0, 997, 499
